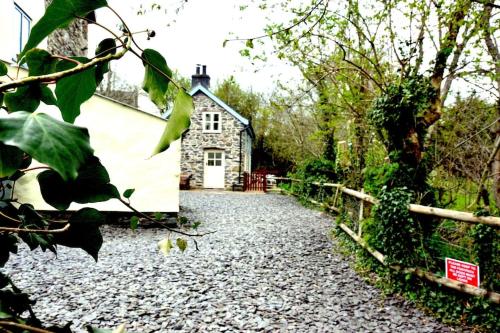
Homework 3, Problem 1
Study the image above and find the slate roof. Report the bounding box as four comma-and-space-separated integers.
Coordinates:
165, 84, 254, 138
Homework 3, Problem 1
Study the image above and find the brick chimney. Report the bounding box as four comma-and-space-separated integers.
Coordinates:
191, 64, 210, 89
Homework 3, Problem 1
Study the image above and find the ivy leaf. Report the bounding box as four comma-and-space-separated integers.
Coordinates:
25, 49, 58, 76
37, 156, 120, 210
95, 38, 116, 85
122, 188, 135, 199
0, 233, 18, 267
158, 238, 173, 255
19, 0, 108, 60
152, 89, 193, 155
0, 111, 93, 180
4, 85, 43, 113
176, 238, 187, 252
130, 216, 139, 231
55, 58, 97, 123
17, 204, 56, 254
141, 48, 172, 109
54, 208, 105, 261
0, 143, 24, 178
0, 62, 7, 76
245, 39, 254, 48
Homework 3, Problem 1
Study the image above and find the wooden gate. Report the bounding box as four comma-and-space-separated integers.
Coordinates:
243, 171, 267, 192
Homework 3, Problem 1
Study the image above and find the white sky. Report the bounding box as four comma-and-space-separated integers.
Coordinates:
89, 0, 301, 93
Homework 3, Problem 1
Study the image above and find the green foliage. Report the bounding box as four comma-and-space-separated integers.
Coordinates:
122, 188, 135, 199
54, 208, 105, 261
18, 0, 108, 60
0, 144, 24, 178
0, 62, 7, 76
55, 57, 98, 123
37, 157, 120, 210
0, 112, 93, 180
152, 89, 193, 155
363, 163, 400, 196
294, 157, 338, 183
0, 1, 193, 331
368, 186, 421, 266
4, 84, 56, 113
130, 216, 139, 230
368, 75, 436, 165
141, 49, 172, 110
470, 224, 499, 291
176, 238, 188, 252
337, 223, 499, 332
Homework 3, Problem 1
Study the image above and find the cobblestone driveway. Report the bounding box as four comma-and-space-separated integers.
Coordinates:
3, 191, 467, 332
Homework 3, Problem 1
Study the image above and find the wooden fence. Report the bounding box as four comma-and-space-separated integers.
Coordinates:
243, 171, 267, 192
276, 178, 500, 304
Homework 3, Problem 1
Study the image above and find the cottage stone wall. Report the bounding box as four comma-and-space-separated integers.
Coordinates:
45, 0, 88, 57
181, 92, 252, 188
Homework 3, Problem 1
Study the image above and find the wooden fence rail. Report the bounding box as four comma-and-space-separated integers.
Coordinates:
276, 178, 500, 304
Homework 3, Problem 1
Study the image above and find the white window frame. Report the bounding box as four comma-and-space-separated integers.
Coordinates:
14, 3, 31, 56
202, 112, 222, 133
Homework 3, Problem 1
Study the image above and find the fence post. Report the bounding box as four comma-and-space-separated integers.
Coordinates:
333, 186, 340, 209
358, 189, 364, 237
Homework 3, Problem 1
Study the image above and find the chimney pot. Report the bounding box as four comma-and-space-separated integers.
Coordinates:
202, 65, 207, 75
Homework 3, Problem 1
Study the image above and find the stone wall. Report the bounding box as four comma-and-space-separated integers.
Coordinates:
181, 92, 252, 188
45, 0, 88, 57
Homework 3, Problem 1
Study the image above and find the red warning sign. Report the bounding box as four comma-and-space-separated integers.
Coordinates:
445, 258, 480, 288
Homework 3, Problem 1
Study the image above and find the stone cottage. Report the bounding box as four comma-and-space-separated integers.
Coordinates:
181, 65, 254, 189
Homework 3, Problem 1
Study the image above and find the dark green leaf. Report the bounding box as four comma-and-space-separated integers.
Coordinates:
95, 38, 116, 57
245, 39, 254, 48
130, 216, 139, 231
0, 272, 9, 289
95, 38, 116, 85
4, 85, 43, 112
40, 86, 57, 105
123, 188, 135, 199
0, 111, 93, 180
152, 89, 193, 155
154, 212, 163, 220
141, 49, 172, 109
37, 157, 119, 210
0, 62, 7, 76
17, 204, 56, 254
0, 143, 24, 178
0, 233, 18, 267
25, 49, 58, 76
55, 58, 97, 123
19, 0, 108, 60
54, 208, 104, 261
176, 238, 187, 252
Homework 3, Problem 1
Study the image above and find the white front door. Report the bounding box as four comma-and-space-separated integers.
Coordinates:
203, 150, 225, 188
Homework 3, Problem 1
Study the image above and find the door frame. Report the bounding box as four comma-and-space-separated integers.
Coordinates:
203, 149, 225, 188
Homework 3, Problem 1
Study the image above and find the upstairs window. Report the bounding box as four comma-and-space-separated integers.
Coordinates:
202, 112, 221, 133
14, 4, 31, 55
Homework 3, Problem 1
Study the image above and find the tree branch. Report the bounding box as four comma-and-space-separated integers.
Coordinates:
118, 198, 214, 237
0, 322, 54, 333
0, 223, 70, 234
0, 38, 131, 93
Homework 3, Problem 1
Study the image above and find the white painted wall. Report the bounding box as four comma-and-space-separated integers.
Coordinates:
13, 93, 181, 213
0, 0, 46, 63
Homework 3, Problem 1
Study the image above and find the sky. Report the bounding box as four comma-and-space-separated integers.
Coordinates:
89, 0, 301, 94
